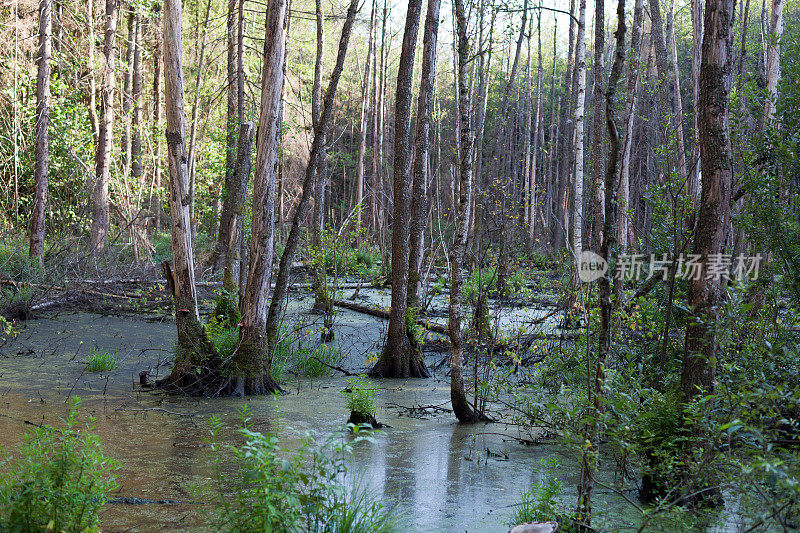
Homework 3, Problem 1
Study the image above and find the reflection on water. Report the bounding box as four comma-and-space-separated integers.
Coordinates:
0, 310, 667, 532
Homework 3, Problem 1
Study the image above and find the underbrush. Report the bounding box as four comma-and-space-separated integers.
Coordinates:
203, 409, 398, 532
0, 397, 119, 532
206, 313, 347, 380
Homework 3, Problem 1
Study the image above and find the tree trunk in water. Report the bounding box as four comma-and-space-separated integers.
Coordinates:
30, 0, 51, 267
264, 0, 360, 353
575, 0, 626, 525
310, 0, 331, 318
235, 0, 289, 396
89, 0, 118, 253
451, 0, 483, 423
590, 0, 605, 251
407, 0, 441, 312
370, 0, 430, 379
159, 0, 222, 395
682, 0, 734, 403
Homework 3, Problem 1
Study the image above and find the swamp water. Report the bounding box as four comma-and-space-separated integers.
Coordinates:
0, 288, 720, 532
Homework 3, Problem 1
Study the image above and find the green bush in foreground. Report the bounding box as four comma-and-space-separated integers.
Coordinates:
205, 409, 398, 532
0, 397, 119, 532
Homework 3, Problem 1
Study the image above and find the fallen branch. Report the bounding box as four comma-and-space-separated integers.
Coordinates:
331, 299, 449, 335
310, 356, 355, 376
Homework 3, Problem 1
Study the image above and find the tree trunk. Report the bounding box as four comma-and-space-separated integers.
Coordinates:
89, 0, 118, 253
590, 0, 605, 251
682, 0, 734, 402
370, 0, 430, 379
528, 10, 543, 250
355, 0, 376, 231
121, 11, 134, 179
87, 0, 99, 142
760, 0, 783, 128
618, 0, 644, 249
159, 0, 222, 395
151, 20, 163, 233
572, 0, 587, 260
264, 0, 361, 353
30, 0, 51, 267
451, 0, 483, 423
186, 0, 212, 238
576, 0, 626, 524
131, 14, 142, 186
222, 122, 254, 292
234, 0, 289, 396
407, 0, 441, 312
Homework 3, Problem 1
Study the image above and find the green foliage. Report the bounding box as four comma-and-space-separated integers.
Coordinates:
405, 306, 424, 346
340, 375, 377, 418
293, 342, 346, 378
87, 349, 118, 372
462, 266, 497, 304
508, 458, 568, 526
308, 223, 381, 281
205, 409, 397, 532
0, 397, 119, 532
0, 242, 42, 281
213, 289, 241, 328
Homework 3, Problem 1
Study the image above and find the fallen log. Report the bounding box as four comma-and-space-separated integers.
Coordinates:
331, 299, 449, 335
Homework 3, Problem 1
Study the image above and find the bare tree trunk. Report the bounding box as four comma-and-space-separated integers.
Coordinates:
370, 0, 430, 379
222, 122, 254, 291
682, 0, 734, 402
689, 0, 703, 206
87, 0, 99, 143
355, 0, 376, 230
576, 0, 626, 524
760, 0, 783, 128
528, 9, 543, 250
572, 0, 587, 260
666, 0, 688, 181
186, 0, 212, 237
451, 0, 482, 423
151, 20, 163, 233
121, 11, 134, 179
159, 0, 221, 395
132, 14, 142, 185
554, 0, 576, 250
264, 0, 360, 353
233, 0, 288, 395
30, 0, 51, 267
407, 0, 441, 312
649, 0, 687, 180
590, 0, 605, 250
89, 0, 118, 253
618, 0, 644, 249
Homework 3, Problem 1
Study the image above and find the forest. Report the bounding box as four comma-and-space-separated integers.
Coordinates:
0, 0, 798, 528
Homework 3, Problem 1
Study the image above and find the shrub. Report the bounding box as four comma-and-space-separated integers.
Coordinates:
508, 457, 567, 526
87, 349, 117, 371
294, 342, 345, 378
0, 397, 119, 532
205, 410, 397, 532
340, 375, 377, 419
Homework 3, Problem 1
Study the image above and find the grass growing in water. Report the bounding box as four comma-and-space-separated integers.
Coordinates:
87, 350, 117, 371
